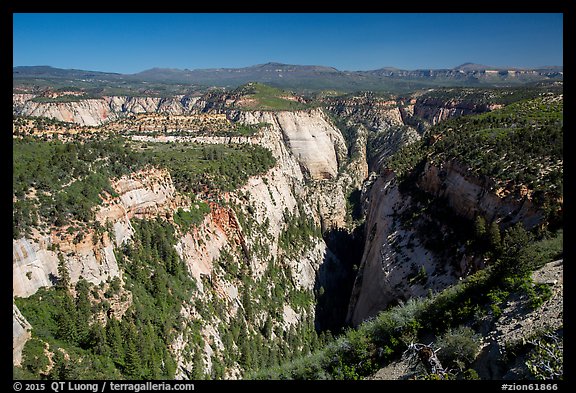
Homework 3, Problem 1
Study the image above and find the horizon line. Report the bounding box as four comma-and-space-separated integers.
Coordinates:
13, 62, 564, 75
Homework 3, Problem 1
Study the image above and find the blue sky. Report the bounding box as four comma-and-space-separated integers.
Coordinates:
13, 13, 563, 73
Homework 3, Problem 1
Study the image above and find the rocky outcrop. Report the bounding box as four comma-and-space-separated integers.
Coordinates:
473, 260, 563, 379
17, 98, 119, 126
233, 109, 352, 229
496, 259, 563, 345
367, 260, 563, 380
286, 239, 331, 291
412, 97, 492, 126
174, 204, 234, 290
13, 304, 32, 367
347, 156, 546, 326
13, 236, 59, 298
12, 232, 120, 299
418, 160, 543, 229
12, 167, 181, 365
13, 95, 204, 127
348, 149, 549, 326
274, 110, 344, 180
108, 167, 178, 219
13, 168, 178, 300
347, 172, 459, 326
231, 109, 347, 181
168, 107, 360, 377
12, 93, 36, 112
324, 95, 405, 130
368, 125, 420, 172
14, 104, 351, 299
323, 94, 420, 172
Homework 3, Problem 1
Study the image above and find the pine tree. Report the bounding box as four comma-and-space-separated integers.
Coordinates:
138, 322, 162, 379
488, 221, 502, 255
269, 345, 279, 367
263, 316, 273, 339
239, 337, 253, 370
75, 279, 91, 347
192, 348, 204, 380
106, 319, 125, 367
499, 222, 533, 277
162, 348, 177, 379
22, 338, 50, 375
57, 252, 70, 290
211, 356, 225, 380
123, 323, 142, 379
474, 216, 487, 239
242, 287, 253, 322
57, 292, 78, 344
91, 323, 109, 356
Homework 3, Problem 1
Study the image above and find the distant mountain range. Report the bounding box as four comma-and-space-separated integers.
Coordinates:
13, 62, 563, 93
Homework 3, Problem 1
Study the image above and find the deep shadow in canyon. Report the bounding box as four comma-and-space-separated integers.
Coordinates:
314, 223, 365, 334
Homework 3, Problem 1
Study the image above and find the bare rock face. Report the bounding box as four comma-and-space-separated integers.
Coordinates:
61, 235, 120, 288
17, 98, 118, 126
234, 109, 351, 228
13, 303, 32, 367
12, 232, 120, 298
322, 94, 421, 173
13, 168, 178, 300
274, 109, 344, 180
286, 239, 329, 291
13, 236, 59, 298
12, 103, 360, 375
174, 204, 233, 291
369, 125, 420, 171
113, 168, 177, 218
168, 108, 356, 377
13, 95, 197, 127
348, 153, 549, 327
346, 173, 459, 326
12, 93, 36, 112
418, 160, 543, 229
413, 97, 491, 126
236, 109, 346, 181
13, 167, 180, 365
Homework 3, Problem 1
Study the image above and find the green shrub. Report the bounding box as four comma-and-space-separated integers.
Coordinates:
436, 326, 481, 370
526, 331, 563, 380
21, 338, 50, 375
173, 203, 210, 233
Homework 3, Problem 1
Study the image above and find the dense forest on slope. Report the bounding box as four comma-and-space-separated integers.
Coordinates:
386, 94, 563, 226
136, 141, 276, 193
13, 136, 275, 238
15, 219, 192, 379
13, 136, 142, 238
14, 214, 332, 380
